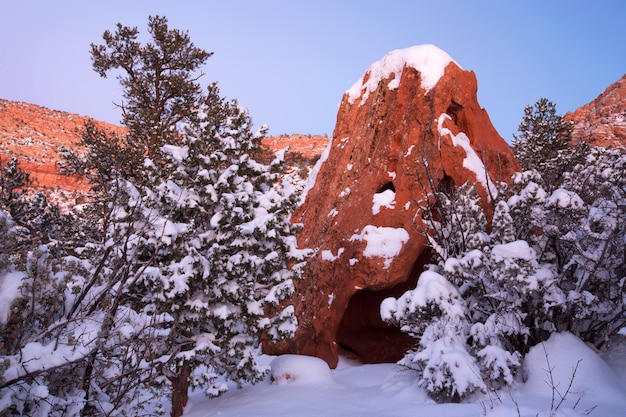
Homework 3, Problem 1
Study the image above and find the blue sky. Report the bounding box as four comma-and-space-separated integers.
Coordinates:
1, 1, 625, 142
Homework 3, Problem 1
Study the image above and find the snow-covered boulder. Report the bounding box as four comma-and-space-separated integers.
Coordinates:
270, 355, 334, 386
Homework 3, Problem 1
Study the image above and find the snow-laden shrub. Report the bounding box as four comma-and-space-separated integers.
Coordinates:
381, 228, 543, 399
515, 147, 626, 347
383, 147, 626, 401
382, 269, 486, 402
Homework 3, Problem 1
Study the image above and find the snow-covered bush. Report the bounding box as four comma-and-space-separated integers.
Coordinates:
383, 144, 626, 401
513, 147, 626, 347
0, 173, 112, 416
381, 269, 486, 402
382, 185, 543, 399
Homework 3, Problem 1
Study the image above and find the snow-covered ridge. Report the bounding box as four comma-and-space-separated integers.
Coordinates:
346, 44, 460, 105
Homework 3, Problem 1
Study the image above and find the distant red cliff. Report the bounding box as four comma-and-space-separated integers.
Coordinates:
0, 99, 328, 193
0, 99, 125, 191
564, 74, 626, 148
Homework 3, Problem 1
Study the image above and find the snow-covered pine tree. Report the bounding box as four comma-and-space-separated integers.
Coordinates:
512, 98, 587, 191
124, 84, 309, 415
77, 17, 308, 416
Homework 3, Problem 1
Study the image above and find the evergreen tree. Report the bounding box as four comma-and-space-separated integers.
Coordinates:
1, 16, 308, 417
123, 84, 309, 414
89, 15, 212, 175
512, 98, 586, 190
73, 19, 307, 416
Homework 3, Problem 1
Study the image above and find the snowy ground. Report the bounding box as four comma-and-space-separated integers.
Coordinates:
183, 332, 626, 417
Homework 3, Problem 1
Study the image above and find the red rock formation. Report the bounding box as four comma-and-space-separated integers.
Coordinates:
564, 74, 626, 148
0, 99, 124, 192
262, 134, 329, 161
0, 99, 327, 193
265, 45, 519, 367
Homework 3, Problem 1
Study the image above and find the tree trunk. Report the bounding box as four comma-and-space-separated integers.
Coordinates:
169, 365, 191, 417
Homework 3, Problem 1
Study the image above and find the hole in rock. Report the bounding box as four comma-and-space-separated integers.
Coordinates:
421, 174, 455, 225
438, 173, 455, 195
377, 181, 396, 193
446, 101, 463, 123
336, 248, 432, 363
446, 101, 469, 136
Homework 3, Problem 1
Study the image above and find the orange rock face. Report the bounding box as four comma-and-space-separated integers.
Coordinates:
264, 45, 519, 367
262, 134, 329, 161
564, 74, 626, 148
0, 99, 124, 192
0, 99, 327, 194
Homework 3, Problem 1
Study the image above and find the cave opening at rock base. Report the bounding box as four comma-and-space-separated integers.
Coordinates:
335, 247, 432, 363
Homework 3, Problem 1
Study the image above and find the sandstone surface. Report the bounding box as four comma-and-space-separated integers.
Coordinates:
0, 99, 327, 194
262, 134, 329, 161
0, 99, 124, 192
265, 45, 520, 367
564, 74, 626, 148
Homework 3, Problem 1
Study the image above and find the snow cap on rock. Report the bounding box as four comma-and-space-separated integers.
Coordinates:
346, 44, 458, 104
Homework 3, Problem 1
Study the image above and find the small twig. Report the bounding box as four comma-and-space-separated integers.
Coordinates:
584, 405, 598, 415
507, 386, 522, 417
540, 341, 591, 416
554, 359, 582, 411
540, 342, 558, 411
